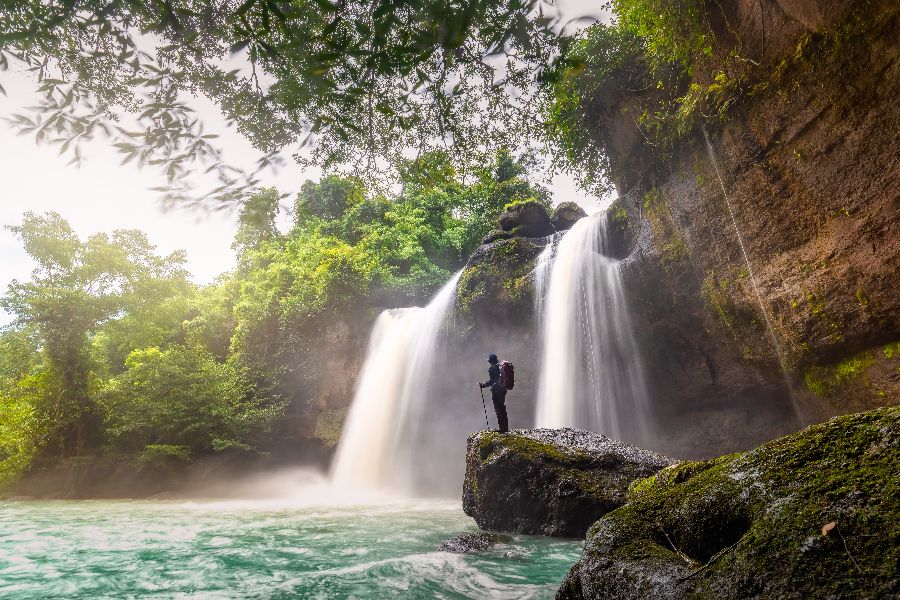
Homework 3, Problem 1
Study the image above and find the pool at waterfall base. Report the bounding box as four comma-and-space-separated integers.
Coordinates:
0, 493, 582, 599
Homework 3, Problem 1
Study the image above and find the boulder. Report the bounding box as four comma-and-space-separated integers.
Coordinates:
438, 532, 511, 553
480, 229, 515, 245
551, 201, 588, 232
497, 200, 555, 238
557, 406, 900, 599
462, 428, 674, 537
601, 199, 634, 260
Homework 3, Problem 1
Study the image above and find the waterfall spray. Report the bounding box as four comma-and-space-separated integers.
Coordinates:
331, 271, 462, 492
534, 212, 653, 445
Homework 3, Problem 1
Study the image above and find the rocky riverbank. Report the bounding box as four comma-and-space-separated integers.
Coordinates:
461, 406, 900, 598
558, 405, 900, 599
463, 428, 673, 537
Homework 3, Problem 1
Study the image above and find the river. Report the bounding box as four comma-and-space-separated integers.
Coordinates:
0, 482, 581, 599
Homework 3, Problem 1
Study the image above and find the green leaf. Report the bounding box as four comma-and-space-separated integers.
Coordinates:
229, 40, 251, 55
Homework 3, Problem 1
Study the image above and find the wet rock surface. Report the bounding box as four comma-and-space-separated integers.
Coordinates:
462, 428, 674, 537
550, 201, 587, 232
438, 532, 512, 553
581, 3, 900, 459
557, 406, 900, 599
498, 200, 555, 238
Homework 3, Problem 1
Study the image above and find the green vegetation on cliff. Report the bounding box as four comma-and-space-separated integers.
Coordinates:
545, 1, 883, 192
545, 0, 721, 191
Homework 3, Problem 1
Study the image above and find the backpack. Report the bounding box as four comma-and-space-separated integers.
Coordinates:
500, 361, 515, 390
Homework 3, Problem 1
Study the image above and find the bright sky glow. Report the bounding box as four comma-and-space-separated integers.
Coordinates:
0, 70, 307, 325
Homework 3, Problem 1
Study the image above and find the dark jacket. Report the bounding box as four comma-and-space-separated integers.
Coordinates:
482, 363, 504, 392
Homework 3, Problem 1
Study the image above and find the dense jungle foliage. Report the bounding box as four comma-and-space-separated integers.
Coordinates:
0, 151, 547, 488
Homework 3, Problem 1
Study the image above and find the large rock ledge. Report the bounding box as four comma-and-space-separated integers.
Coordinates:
557, 406, 900, 599
462, 428, 674, 537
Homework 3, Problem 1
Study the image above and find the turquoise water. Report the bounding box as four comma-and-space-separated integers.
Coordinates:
0, 494, 581, 599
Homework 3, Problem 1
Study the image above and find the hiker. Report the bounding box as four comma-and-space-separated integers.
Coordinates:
479, 353, 514, 433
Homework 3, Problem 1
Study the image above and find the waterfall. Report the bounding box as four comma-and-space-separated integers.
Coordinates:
534, 211, 653, 445
331, 271, 462, 492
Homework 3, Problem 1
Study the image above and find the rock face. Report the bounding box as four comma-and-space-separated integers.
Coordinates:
551, 201, 588, 232
498, 200, 556, 238
557, 406, 900, 599
451, 236, 549, 430
567, 2, 900, 458
438, 532, 511, 553
462, 428, 674, 537
602, 200, 635, 260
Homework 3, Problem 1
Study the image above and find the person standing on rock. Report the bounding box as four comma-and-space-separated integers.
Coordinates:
480, 353, 511, 433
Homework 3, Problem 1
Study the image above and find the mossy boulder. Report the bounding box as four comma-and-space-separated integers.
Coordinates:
557, 406, 900, 599
455, 236, 546, 330
480, 229, 515, 244
462, 428, 674, 537
551, 201, 588, 232
498, 200, 555, 238
603, 198, 635, 260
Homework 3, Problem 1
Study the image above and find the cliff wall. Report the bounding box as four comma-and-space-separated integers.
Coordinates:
453, 2, 899, 460
589, 1, 898, 457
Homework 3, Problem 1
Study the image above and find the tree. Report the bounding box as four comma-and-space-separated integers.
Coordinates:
233, 188, 282, 259
229, 149, 545, 395
0, 0, 587, 202
100, 346, 282, 459
1, 212, 189, 457
0, 328, 40, 486
397, 151, 459, 194
295, 176, 366, 224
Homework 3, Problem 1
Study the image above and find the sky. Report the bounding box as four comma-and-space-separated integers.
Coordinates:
0, 6, 606, 325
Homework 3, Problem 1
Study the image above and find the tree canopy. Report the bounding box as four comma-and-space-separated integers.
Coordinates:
1, 0, 588, 205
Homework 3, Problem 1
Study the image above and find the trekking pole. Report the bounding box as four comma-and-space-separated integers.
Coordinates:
478, 385, 490, 429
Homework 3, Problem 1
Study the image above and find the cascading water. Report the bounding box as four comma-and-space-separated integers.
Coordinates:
534, 211, 653, 445
331, 271, 462, 493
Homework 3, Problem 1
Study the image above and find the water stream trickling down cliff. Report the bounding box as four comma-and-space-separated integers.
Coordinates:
331, 271, 463, 493
534, 211, 654, 446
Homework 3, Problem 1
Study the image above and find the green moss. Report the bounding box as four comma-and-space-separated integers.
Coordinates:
626, 454, 736, 501
883, 341, 900, 359
643, 188, 688, 271
455, 237, 544, 330
608, 202, 631, 232
476, 432, 628, 504
477, 432, 588, 465
455, 267, 488, 324
502, 198, 539, 213
761, 10, 875, 99
577, 407, 900, 596
701, 274, 743, 331
313, 407, 348, 448
804, 351, 875, 399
